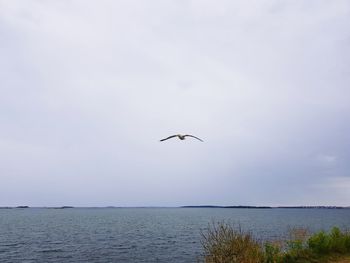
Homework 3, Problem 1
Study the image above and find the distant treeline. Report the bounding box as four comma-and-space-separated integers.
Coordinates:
1, 206, 349, 209
181, 205, 272, 209
181, 205, 349, 209
0, 206, 73, 209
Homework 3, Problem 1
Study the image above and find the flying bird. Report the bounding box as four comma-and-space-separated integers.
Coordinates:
160, 134, 203, 142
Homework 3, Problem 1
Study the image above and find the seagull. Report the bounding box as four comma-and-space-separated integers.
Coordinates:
160, 134, 203, 142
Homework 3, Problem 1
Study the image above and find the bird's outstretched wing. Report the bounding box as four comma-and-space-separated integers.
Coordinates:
184, 135, 203, 142
160, 135, 178, 142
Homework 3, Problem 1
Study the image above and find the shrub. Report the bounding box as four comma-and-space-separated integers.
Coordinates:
201, 224, 350, 263
283, 228, 313, 262
345, 230, 350, 251
201, 222, 264, 263
307, 230, 331, 254
328, 227, 347, 253
264, 242, 283, 263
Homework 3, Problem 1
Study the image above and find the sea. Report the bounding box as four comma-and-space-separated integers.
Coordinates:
1, 207, 350, 263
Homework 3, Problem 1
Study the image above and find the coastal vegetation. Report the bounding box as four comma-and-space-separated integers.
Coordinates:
201, 222, 350, 263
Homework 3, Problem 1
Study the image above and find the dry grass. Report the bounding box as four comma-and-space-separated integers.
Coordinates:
288, 227, 309, 243
333, 257, 350, 263
201, 222, 264, 263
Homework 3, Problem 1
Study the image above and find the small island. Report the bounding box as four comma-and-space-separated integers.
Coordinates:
56, 206, 74, 209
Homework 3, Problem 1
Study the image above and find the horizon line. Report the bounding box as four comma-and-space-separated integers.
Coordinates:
1, 205, 350, 209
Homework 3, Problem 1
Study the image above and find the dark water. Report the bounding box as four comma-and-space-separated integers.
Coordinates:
1, 208, 350, 262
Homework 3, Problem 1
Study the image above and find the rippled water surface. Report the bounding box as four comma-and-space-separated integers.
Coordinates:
1, 208, 350, 262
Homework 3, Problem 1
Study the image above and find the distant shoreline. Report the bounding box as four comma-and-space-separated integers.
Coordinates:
181, 205, 272, 209
181, 205, 349, 209
1, 205, 349, 209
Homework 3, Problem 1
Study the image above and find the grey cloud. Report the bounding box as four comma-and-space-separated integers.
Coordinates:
1, 0, 349, 206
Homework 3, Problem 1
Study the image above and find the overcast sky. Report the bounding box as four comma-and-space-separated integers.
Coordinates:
1, 0, 350, 207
